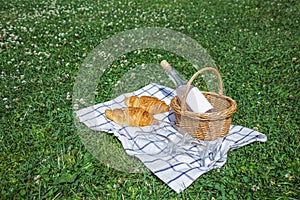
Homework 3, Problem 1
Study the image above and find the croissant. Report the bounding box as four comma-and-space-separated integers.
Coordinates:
124, 96, 170, 115
105, 107, 156, 126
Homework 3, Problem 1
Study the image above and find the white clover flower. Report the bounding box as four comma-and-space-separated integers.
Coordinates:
73, 104, 79, 110
66, 92, 71, 100
34, 175, 41, 184
79, 98, 85, 104
284, 173, 290, 178
251, 185, 259, 191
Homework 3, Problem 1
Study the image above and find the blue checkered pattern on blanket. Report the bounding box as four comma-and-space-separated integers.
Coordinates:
76, 83, 267, 193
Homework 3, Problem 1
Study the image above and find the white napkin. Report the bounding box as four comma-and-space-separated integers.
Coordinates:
76, 83, 267, 193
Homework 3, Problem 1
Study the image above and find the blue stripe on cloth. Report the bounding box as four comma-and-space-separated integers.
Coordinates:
166, 166, 200, 184
223, 131, 246, 143
142, 157, 168, 163
117, 130, 134, 142
133, 139, 166, 152
232, 125, 244, 132
133, 84, 156, 96
189, 157, 205, 166
150, 88, 169, 99
234, 130, 255, 144
89, 120, 113, 129
158, 86, 175, 99
81, 112, 105, 123
154, 162, 193, 174
77, 106, 102, 118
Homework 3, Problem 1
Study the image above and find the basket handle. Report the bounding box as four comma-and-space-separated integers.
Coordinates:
181, 67, 223, 112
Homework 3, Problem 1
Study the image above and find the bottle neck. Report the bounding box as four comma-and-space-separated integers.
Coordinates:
167, 69, 188, 87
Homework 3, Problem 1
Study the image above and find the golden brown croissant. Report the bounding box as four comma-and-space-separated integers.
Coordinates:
105, 107, 156, 126
124, 96, 170, 114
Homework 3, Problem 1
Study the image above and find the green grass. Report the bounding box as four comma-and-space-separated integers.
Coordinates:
1, 0, 299, 199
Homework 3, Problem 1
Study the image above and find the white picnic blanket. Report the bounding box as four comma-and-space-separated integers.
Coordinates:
76, 83, 267, 193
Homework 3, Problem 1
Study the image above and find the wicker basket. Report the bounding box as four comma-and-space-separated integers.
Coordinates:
170, 67, 237, 141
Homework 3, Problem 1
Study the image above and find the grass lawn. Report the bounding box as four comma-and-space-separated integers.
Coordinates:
1, 0, 299, 199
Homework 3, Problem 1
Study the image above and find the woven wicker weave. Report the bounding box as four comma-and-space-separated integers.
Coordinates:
170, 67, 237, 141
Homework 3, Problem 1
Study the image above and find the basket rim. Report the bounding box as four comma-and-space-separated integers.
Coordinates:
171, 91, 237, 120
